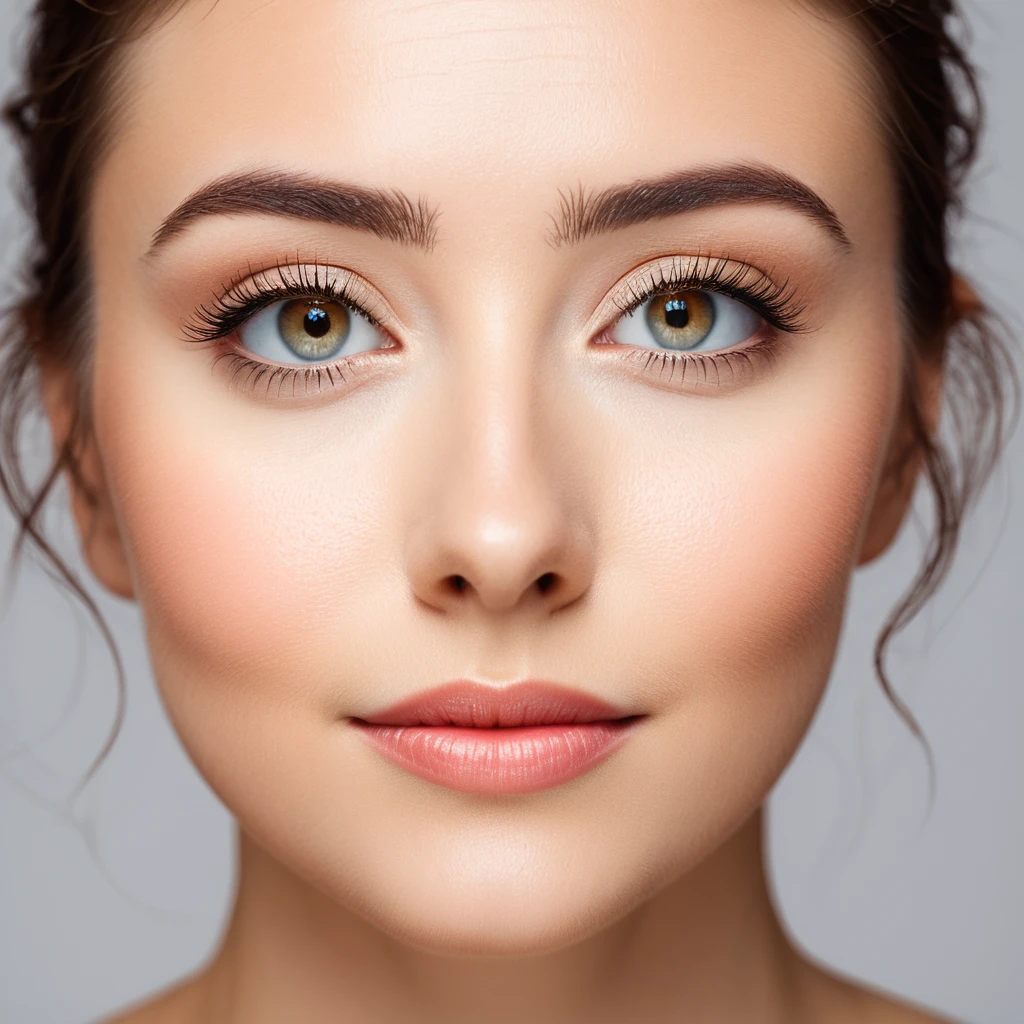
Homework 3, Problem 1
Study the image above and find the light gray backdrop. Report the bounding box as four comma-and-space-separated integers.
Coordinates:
0, 1, 1021, 1022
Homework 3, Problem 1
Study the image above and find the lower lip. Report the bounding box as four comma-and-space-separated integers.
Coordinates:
353, 720, 635, 794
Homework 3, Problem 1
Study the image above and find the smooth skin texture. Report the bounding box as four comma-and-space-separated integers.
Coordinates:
38, 0, 961, 1020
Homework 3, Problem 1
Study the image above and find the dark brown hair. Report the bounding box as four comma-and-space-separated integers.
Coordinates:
0, 0, 1017, 793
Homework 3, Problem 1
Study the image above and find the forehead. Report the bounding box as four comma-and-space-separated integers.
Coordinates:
102, 0, 884, 248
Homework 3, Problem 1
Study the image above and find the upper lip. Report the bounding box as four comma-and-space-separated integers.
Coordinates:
353, 680, 634, 728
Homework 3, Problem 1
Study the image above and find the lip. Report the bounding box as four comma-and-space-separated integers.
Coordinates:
350, 680, 640, 795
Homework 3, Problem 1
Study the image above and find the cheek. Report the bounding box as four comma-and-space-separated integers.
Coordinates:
699, 401, 879, 672
723, 366, 896, 670
91, 335, 399, 698
590, 324, 902, 830
629, 336, 897, 658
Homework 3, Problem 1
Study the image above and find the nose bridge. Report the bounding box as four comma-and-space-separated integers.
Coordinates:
457, 325, 539, 505
404, 305, 593, 616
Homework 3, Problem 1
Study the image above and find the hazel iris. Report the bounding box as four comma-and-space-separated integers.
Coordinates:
645, 291, 715, 350
278, 299, 350, 360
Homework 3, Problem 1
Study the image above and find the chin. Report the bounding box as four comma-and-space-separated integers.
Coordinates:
301, 833, 655, 958
359, 891, 631, 958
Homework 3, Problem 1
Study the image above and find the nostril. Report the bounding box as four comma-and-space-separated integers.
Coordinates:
439, 571, 562, 604
536, 572, 556, 594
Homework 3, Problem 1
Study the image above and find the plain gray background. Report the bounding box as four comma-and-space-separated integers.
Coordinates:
0, 1, 1021, 1021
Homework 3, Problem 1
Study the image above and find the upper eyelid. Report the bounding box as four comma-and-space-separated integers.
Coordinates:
191, 252, 802, 346
214, 262, 393, 325
606, 254, 776, 311
179, 262, 400, 348
591, 253, 808, 334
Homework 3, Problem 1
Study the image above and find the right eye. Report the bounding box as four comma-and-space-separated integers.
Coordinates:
237, 297, 389, 365
608, 289, 763, 353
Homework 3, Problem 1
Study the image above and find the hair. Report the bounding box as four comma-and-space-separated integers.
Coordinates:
0, 0, 1017, 794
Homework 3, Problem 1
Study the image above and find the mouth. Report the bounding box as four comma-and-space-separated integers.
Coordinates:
349, 680, 641, 795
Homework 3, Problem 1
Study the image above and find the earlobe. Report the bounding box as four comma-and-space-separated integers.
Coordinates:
39, 357, 135, 601
857, 279, 959, 567
856, 421, 925, 567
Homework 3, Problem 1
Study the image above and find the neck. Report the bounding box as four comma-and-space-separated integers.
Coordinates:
195, 808, 811, 1024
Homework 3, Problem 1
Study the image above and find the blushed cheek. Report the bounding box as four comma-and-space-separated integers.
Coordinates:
718, 456, 870, 728
686, 376, 897, 720
606, 337, 901, 739
91, 342, 393, 699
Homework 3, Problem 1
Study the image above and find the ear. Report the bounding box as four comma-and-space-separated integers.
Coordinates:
857, 276, 975, 565
38, 357, 135, 600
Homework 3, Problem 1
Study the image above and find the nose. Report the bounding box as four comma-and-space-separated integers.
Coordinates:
403, 367, 595, 618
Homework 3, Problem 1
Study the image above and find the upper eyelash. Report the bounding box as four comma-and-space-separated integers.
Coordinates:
186, 253, 805, 349
612, 253, 809, 334
183, 254, 801, 401
182, 261, 382, 344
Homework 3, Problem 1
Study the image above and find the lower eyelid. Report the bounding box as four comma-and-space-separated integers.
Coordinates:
208, 338, 401, 401
592, 326, 784, 390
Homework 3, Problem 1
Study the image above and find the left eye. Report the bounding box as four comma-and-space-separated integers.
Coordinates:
236, 297, 387, 364
608, 290, 762, 353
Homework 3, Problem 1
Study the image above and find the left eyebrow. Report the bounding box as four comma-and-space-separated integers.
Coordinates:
548, 163, 852, 250
145, 168, 439, 257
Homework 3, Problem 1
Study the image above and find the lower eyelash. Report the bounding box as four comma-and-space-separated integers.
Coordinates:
212, 348, 380, 398
596, 329, 785, 389
214, 323, 783, 400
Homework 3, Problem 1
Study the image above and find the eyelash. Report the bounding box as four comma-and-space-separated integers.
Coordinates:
182, 261, 394, 398
183, 261, 386, 342
185, 255, 806, 398
592, 253, 808, 389
612, 253, 806, 331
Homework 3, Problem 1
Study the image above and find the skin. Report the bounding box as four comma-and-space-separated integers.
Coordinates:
36, 0, 964, 1020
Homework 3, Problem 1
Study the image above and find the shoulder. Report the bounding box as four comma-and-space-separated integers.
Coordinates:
855, 988, 964, 1024
795, 956, 965, 1024
92, 976, 206, 1024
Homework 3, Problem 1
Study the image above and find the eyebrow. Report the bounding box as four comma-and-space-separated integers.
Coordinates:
146, 169, 439, 257
548, 163, 851, 249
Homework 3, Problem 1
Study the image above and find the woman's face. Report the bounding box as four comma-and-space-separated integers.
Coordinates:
79, 0, 907, 952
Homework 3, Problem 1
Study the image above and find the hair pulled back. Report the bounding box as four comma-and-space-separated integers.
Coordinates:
0, 0, 1016, 788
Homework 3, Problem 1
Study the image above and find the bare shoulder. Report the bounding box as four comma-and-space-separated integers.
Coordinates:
796, 957, 964, 1024
855, 986, 963, 1024
92, 975, 207, 1024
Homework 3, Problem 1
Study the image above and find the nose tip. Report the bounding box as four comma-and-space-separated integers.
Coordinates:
405, 480, 594, 617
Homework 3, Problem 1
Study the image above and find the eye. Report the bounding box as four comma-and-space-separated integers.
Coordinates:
237, 298, 388, 364
608, 289, 763, 353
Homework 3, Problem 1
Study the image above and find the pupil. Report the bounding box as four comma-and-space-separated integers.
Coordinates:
304, 306, 330, 338
664, 298, 690, 329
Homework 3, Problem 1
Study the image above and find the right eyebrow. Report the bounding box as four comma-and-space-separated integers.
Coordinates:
548, 163, 853, 250
145, 169, 440, 257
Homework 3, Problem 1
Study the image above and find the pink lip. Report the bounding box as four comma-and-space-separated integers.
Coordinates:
351, 680, 639, 795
